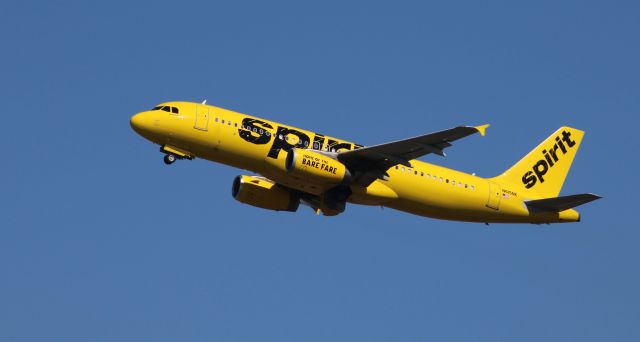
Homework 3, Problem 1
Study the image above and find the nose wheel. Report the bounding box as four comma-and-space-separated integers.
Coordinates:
163, 154, 177, 165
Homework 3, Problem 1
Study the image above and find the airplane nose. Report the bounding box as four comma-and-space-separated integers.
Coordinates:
130, 112, 152, 135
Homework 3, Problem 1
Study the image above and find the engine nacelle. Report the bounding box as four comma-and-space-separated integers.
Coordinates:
232, 175, 299, 212
285, 149, 351, 185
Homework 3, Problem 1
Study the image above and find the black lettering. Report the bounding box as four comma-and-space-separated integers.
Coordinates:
522, 171, 537, 188
312, 134, 325, 151
555, 136, 567, 154
268, 127, 311, 159
533, 160, 549, 183
238, 118, 273, 145
562, 130, 576, 148
543, 149, 554, 167
327, 138, 352, 152
550, 144, 560, 162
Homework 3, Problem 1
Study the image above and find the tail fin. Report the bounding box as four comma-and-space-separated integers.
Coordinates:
491, 127, 584, 198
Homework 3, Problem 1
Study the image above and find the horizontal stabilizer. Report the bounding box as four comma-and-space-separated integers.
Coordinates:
526, 193, 602, 212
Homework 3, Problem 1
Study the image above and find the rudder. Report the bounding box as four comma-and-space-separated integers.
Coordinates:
491, 127, 584, 198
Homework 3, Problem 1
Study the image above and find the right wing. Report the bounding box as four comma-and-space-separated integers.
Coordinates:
337, 124, 489, 186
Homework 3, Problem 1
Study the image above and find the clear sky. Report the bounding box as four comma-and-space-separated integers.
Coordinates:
1, 0, 638, 341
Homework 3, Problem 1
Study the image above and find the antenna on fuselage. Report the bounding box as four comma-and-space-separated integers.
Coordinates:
202, 99, 207, 104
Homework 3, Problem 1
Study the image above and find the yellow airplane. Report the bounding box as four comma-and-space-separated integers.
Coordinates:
130, 101, 600, 224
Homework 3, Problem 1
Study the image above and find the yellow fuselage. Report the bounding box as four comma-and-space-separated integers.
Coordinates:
130, 101, 579, 224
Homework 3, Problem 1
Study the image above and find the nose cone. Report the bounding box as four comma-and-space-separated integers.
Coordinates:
130, 111, 154, 136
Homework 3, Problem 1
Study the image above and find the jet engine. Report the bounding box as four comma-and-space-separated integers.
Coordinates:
285, 149, 351, 186
232, 175, 299, 212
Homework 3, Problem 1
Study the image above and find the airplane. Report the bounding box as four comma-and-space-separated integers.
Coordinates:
130, 101, 600, 224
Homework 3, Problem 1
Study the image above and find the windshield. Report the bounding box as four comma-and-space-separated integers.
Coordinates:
150, 105, 179, 114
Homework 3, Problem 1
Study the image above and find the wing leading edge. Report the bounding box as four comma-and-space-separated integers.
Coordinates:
337, 124, 489, 186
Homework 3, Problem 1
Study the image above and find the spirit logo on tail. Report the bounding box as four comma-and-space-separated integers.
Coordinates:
522, 130, 576, 188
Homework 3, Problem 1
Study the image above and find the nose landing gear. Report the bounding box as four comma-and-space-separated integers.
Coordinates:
159, 145, 194, 165
163, 154, 177, 165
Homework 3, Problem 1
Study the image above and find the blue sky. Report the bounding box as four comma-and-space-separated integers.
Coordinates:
1, 0, 638, 340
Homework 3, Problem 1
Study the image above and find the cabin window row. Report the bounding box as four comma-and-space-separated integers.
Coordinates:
394, 165, 475, 190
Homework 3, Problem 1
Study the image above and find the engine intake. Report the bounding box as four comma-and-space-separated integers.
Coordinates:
232, 175, 299, 212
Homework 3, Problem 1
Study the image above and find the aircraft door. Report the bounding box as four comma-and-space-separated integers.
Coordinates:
194, 105, 209, 131
486, 181, 501, 210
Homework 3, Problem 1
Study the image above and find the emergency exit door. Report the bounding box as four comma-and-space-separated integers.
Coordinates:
194, 105, 209, 131
486, 181, 501, 210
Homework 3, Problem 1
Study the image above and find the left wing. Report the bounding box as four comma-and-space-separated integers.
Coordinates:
338, 124, 489, 186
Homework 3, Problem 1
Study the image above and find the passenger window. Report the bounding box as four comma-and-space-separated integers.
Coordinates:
452, 180, 455, 185
221, 119, 225, 124
228, 121, 231, 125
215, 118, 219, 122
470, 185, 475, 190
234, 123, 238, 127
421, 172, 424, 176
395, 166, 399, 170
414, 171, 418, 175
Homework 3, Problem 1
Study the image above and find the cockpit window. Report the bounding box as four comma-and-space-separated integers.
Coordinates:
151, 105, 179, 114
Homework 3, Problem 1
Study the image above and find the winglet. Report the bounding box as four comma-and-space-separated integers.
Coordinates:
474, 124, 490, 137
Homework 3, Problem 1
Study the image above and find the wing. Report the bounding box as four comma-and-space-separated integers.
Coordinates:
338, 124, 489, 186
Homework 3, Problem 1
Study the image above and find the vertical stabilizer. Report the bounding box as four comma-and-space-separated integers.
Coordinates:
491, 127, 584, 198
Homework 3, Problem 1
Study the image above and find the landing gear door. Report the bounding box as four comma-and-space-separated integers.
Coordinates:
486, 181, 501, 210
194, 105, 209, 131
